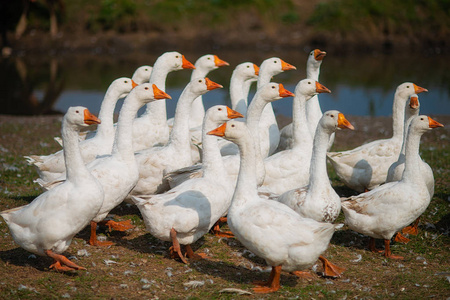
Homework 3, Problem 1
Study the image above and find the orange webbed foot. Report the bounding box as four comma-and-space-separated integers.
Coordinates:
394, 232, 410, 244
319, 256, 345, 278
103, 219, 134, 232
45, 250, 86, 272
89, 238, 114, 247
252, 285, 280, 294
290, 271, 314, 280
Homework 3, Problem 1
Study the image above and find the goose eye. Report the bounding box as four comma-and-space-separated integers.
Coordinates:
421, 117, 424, 120
330, 114, 334, 118
145, 68, 148, 71
145, 87, 149, 90
218, 108, 222, 111
199, 79, 202, 83
125, 81, 128, 83
175, 55, 179, 58
247, 65, 250, 68
207, 57, 211, 60
75, 110, 79, 113
231, 124, 235, 127
308, 81, 311, 84
406, 85, 410, 88
272, 86, 275, 89
273, 60, 277, 63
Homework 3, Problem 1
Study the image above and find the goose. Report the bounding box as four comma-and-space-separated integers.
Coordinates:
276, 111, 354, 223
1, 107, 103, 271
132, 51, 195, 152
163, 83, 294, 191
43, 84, 171, 246
278, 49, 327, 151
260, 79, 331, 195
341, 115, 443, 259
132, 65, 153, 85
131, 105, 243, 263
327, 82, 428, 192
257, 57, 297, 157
25, 77, 138, 184
129, 78, 223, 197
208, 120, 343, 293
386, 95, 432, 239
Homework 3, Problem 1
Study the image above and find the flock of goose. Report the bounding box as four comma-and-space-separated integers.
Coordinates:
1, 50, 444, 293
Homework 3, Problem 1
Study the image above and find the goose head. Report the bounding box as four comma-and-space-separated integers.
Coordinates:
234, 62, 259, 82
256, 82, 295, 103
207, 119, 249, 144
66, 106, 101, 128
129, 83, 171, 104
396, 82, 428, 100
307, 49, 326, 69
195, 54, 229, 72
206, 105, 244, 126
131, 65, 152, 84
260, 57, 296, 77
189, 77, 223, 97
113, 77, 138, 99
159, 51, 195, 71
320, 110, 354, 134
406, 94, 420, 117
295, 78, 331, 100
410, 115, 444, 134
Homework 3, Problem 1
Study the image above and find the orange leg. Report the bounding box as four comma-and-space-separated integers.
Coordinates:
210, 217, 234, 238
319, 255, 345, 278
402, 217, 420, 235
253, 265, 282, 294
101, 219, 134, 232
45, 249, 86, 272
185, 245, 208, 261
89, 221, 114, 247
394, 232, 410, 244
168, 228, 187, 264
290, 270, 314, 280
368, 237, 383, 253
383, 239, 404, 260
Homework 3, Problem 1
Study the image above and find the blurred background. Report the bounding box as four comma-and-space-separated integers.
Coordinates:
0, 0, 449, 117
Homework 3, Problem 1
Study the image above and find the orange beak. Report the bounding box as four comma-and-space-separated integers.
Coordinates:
131, 80, 138, 88
314, 49, 327, 61
214, 55, 230, 67
205, 77, 223, 91
315, 81, 331, 94
226, 107, 244, 119
152, 84, 172, 100
253, 64, 260, 76
428, 116, 444, 128
278, 83, 295, 98
337, 113, 354, 130
409, 96, 419, 109
280, 59, 297, 71
84, 109, 101, 125
182, 55, 196, 69
413, 83, 428, 94
207, 123, 227, 137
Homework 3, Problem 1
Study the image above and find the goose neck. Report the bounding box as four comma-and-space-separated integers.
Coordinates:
401, 127, 424, 184
292, 93, 313, 148
392, 93, 408, 139
96, 85, 122, 138
168, 88, 197, 149
62, 122, 90, 181
308, 125, 331, 191
143, 63, 169, 118
202, 119, 225, 178
230, 72, 248, 116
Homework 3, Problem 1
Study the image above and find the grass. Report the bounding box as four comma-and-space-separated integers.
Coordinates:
0, 113, 449, 299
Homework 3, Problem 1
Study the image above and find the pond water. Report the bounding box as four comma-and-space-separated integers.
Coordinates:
1, 50, 449, 119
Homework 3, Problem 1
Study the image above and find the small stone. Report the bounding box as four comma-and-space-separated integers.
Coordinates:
119, 284, 128, 289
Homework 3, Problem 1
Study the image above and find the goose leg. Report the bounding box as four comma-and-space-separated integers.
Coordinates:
168, 228, 187, 264
210, 217, 234, 238
89, 221, 114, 247
402, 217, 420, 235
383, 239, 404, 260
319, 255, 345, 278
253, 265, 282, 293
101, 219, 134, 232
185, 245, 208, 260
394, 232, 410, 244
45, 250, 86, 272
368, 237, 383, 253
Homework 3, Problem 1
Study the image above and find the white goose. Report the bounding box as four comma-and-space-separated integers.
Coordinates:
42, 84, 171, 246
132, 51, 195, 151
132, 65, 153, 84
1, 107, 103, 271
131, 105, 243, 263
278, 49, 327, 151
341, 115, 443, 259
327, 82, 428, 192
208, 120, 343, 293
129, 78, 223, 197
277, 111, 354, 223
260, 79, 331, 195
26, 77, 138, 184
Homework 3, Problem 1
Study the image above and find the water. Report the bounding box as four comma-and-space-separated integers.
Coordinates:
1, 50, 449, 118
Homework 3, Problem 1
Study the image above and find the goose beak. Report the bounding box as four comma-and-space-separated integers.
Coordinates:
428, 116, 444, 128
226, 107, 244, 119
409, 96, 419, 109
280, 59, 297, 71
337, 113, 354, 130
253, 64, 260, 76
278, 83, 295, 98
131, 80, 138, 88
314, 49, 327, 61
207, 123, 227, 137
84, 109, 101, 125
182, 55, 196, 69
315, 81, 331, 94
205, 77, 223, 90
214, 55, 230, 67
413, 83, 428, 94
152, 84, 172, 100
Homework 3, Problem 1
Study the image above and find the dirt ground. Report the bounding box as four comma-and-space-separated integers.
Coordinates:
0, 114, 449, 299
